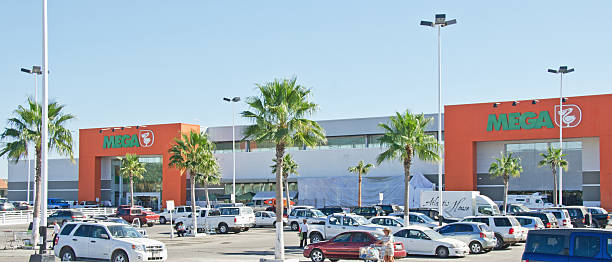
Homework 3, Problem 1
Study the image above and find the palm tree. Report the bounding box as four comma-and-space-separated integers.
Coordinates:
271, 154, 299, 216
0, 98, 75, 247
168, 130, 219, 236
242, 77, 326, 259
538, 146, 568, 207
348, 160, 374, 207
119, 154, 147, 208
376, 111, 440, 223
489, 152, 523, 215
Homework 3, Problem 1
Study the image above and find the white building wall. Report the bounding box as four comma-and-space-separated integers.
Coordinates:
582, 137, 600, 172
214, 147, 439, 182
8, 159, 78, 183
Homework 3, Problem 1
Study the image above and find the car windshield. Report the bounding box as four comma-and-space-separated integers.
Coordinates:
111, 219, 129, 224
312, 210, 325, 217
515, 205, 530, 212
107, 225, 143, 238
416, 213, 435, 223
354, 216, 369, 225
424, 229, 443, 240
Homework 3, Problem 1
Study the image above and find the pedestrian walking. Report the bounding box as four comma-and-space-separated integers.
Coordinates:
376, 227, 395, 262
299, 219, 309, 247
52, 222, 61, 248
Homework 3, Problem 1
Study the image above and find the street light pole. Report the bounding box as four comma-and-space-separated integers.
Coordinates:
40, 0, 50, 253
20, 66, 42, 205
548, 66, 574, 207
421, 14, 456, 226
223, 97, 241, 204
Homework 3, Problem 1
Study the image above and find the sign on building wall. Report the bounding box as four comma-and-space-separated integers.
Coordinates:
487, 105, 582, 132
103, 130, 155, 148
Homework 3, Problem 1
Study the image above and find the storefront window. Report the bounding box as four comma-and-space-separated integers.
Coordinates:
318, 136, 366, 149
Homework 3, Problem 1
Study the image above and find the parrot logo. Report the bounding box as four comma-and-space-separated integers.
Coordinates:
554, 105, 581, 128
138, 130, 155, 147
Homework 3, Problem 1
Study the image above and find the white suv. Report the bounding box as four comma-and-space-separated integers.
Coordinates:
462, 216, 525, 250
54, 222, 167, 262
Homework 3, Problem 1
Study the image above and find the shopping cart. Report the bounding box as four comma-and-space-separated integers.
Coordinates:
359, 245, 385, 261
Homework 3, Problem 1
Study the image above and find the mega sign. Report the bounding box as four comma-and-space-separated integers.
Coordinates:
487, 104, 582, 132
103, 130, 155, 149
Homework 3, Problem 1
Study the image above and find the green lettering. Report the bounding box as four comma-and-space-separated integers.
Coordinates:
487, 114, 509, 131
507, 113, 521, 130
103, 136, 115, 149
131, 134, 140, 147
535, 111, 554, 129
520, 112, 537, 129
114, 135, 123, 148
122, 135, 131, 148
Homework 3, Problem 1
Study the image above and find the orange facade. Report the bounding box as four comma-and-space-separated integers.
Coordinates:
445, 94, 612, 210
78, 123, 200, 207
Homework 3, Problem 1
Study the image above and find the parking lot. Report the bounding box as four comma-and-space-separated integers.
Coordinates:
0, 223, 525, 261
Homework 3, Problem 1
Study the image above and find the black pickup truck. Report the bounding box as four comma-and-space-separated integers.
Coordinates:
587, 207, 609, 228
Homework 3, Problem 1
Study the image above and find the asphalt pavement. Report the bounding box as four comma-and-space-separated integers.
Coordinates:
0, 223, 525, 261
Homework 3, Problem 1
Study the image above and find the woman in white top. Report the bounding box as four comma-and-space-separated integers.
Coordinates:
377, 227, 394, 262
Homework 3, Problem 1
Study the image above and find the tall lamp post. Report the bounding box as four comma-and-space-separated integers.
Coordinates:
40, 0, 50, 253
20, 66, 42, 205
547, 66, 574, 207
223, 97, 240, 203
421, 14, 456, 226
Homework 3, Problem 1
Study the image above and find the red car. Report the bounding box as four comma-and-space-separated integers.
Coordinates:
303, 231, 406, 262
115, 206, 159, 227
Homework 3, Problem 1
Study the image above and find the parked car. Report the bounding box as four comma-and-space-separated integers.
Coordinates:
0, 200, 15, 211
462, 215, 525, 249
318, 206, 347, 216
514, 216, 545, 231
307, 213, 385, 243
542, 208, 573, 229
586, 207, 609, 228
115, 207, 158, 227
409, 208, 460, 224
522, 228, 612, 261
255, 211, 287, 227
514, 211, 559, 228
48, 198, 70, 209
47, 210, 87, 226
288, 208, 326, 231
303, 231, 406, 262
350, 206, 384, 219
11, 201, 31, 210
435, 222, 496, 254
94, 216, 147, 236
499, 203, 531, 215
375, 204, 402, 215
158, 205, 200, 224
388, 212, 439, 228
73, 201, 99, 208
545, 206, 591, 228
53, 222, 167, 261
393, 225, 470, 258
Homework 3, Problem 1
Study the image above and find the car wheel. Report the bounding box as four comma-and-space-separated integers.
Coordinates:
111, 250, 129, 262
160, 217, 167, 224
60, 248, 75, 261
218, 223, 229, 234
469, 241, 483, 254
309, 249, 325, 262
310, 233, 323, 243
243, 227, 250, 232
436, 246, 449, 258
494, 234, 505, 250
291, 222, 299, 231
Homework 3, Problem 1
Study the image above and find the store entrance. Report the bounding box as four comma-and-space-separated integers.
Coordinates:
110, 156, 163, 211
127, 192, 161, 211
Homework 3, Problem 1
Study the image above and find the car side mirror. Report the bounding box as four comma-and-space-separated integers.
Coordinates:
100, 233, 110, 240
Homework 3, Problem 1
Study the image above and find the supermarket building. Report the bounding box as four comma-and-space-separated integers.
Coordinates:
7, 94, 612, 210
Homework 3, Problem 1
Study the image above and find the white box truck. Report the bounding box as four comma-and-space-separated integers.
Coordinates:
420, 191, 501, 220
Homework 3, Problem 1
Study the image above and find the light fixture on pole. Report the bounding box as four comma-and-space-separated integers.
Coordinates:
223, 97, 240, 203
548, 65, 574, 207
20, 66, 42, 206
421, 13, 456, 226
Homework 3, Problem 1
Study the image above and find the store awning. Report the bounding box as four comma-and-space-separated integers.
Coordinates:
252, 191, 297, 201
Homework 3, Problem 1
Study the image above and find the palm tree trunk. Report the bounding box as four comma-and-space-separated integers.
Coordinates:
552, 168, 558, 207
274, 145, 285, 260
358, 172, 362, 207
503, 177, 509, 215
284, 175, 291, 217
403, 146, 413, 224
204, 182, 211, 209
130, 174, 134, 208
190, 170, 198, 237
31, 146, 42, 248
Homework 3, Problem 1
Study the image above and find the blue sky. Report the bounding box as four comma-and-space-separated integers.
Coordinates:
1, 1, 611, 179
